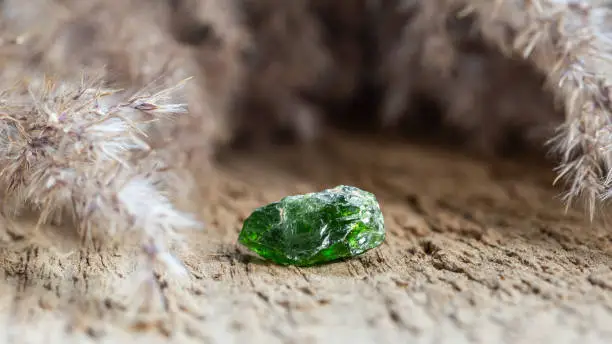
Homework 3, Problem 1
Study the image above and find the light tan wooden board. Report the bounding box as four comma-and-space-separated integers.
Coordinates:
0, 135, 610, 344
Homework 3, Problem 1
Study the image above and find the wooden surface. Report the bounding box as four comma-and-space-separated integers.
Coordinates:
0, 134, 611, 344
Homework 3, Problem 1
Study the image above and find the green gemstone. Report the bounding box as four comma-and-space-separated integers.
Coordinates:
238, 185, 386, 266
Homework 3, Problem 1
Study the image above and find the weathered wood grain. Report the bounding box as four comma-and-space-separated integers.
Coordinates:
0, 133, 610, 344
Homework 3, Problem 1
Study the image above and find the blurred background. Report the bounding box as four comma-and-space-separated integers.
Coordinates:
0, 2, 610, 343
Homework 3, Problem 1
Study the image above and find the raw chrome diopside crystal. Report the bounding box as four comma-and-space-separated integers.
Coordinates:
238, 185, 385, 266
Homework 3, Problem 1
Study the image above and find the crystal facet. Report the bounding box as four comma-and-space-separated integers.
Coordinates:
238, 185, 385, 266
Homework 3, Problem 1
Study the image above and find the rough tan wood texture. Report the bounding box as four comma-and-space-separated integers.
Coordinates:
0, 134, 611, 343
